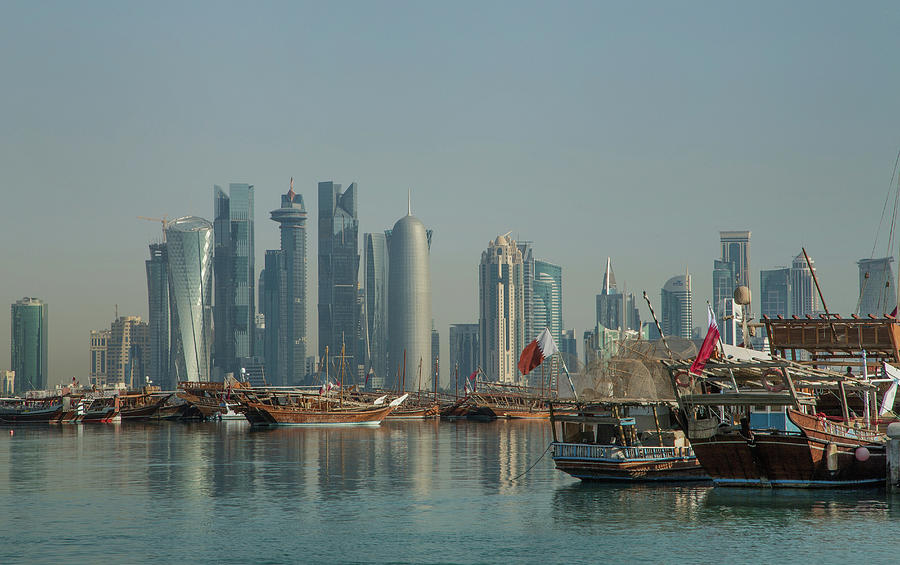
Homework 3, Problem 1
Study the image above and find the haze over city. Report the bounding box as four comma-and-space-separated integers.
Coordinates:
3, 1, 900, 385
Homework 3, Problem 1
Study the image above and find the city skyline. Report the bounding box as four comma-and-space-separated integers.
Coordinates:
4, 3, 900, 384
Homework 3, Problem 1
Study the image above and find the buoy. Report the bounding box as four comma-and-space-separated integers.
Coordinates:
8, 430, 13, 436
855, 446, 871, 462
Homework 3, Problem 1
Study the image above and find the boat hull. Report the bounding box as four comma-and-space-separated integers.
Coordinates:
688, 411, 886, 488
243, 403, 394, 427
0, 405, 63, 424
552, 442, 708, 482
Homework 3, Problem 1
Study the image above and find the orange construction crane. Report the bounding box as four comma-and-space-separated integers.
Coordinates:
138, 215, 170, 241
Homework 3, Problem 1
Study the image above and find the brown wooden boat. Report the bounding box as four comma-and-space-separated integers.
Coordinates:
0, 397, 64, 424
239, 391, 396, 426
550, 400, 707, 482
119, 391, 173, 420
664, 355, 886, 488
177, 381, 250, 419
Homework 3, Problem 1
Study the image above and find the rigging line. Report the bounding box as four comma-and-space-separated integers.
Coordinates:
870, 146, 900, 259
509, 442, 552, 482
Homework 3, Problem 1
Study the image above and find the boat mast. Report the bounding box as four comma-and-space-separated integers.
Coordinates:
338, 336, 345, 408
454, 362, 459, 400
417, 357, 423, 394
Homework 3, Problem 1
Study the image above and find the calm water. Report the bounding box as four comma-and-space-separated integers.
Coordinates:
1, 420, 899, 564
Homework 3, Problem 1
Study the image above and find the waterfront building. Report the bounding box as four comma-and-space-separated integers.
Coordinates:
1, 370, 13, 396
533, 260, 563, 345
857, 257, 896, 317
516, 241, 535, 343
267, 183, 309, 386
363, 232, 389, 389
145, 242, 170, 389
387, 204, 432, 392
89, 329, 110, 387
596, 258, 640, 332
720, 230, 751, 290
449, 323, 479, 385
318, 181, 360, 378
790, 252, 818, 317
712, 258, 737, 322
661, 272, 692, 339
165, 217, 214, 383
479, 234, 525, 384
213, 183, 255, 377
760, 267, 791, 318
10, 297, 48, 393
237, 357, 266, 387
107, 316, 150, 389
431, 326, 440, 389
560, 329, 577, 368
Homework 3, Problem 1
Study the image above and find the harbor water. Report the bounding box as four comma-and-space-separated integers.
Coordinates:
1, 420, 898, 564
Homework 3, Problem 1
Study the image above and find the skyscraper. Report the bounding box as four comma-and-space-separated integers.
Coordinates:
318, 181, 360, 378
533, 259, 562, 343
431, 325, 440, 389
596, 258, 639, 332
760, 267, 791, 318
89, 329, 109, 386
213, 183, 255, 377
165, 217, 213, 383
516, 241, 535, 343
268, 182, 309, 386
387, 204, 432, 392
712, 258, 737, 321
661, 272, 692, 339
145, 242, 170, 389
107, 316, 150, 389
449, 323, 479, 386
10, 297, 48, 393
790, 252, 818, 317
363, 232, 389, 388
720, 231, 751, 289
479, 234, 525, 384
596, 257, 622, 330
857, 257, 896, 317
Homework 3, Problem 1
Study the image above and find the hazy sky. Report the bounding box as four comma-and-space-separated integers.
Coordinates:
3, 1, 900, 385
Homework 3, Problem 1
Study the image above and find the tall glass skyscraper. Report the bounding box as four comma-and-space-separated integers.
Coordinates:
661, 272, 692, 339
10, 297, 48, 393
720, 231, 751, 289
145, 242, 170, 389
269, 184, 308, 386
363, 232, 389, 388
165, 217, 213, 383
533, 259, 562, 343
387, 208, 432, 392
516, 241, 535, 343
479, 234, 524, 384
213, 183, 255, 376
712, 258, 737, 321
318, 181, 360, 378
857, 257, 896, 317
760, 267, 791, 318
790, 252, 818, 317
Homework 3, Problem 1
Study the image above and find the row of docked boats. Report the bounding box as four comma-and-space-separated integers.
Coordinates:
549, 316, 897, 489
0, 389, 180, 424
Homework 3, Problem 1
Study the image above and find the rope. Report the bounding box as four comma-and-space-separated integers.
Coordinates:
509, 442, 552, 482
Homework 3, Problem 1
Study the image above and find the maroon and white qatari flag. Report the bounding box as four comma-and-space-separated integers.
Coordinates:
518, 328, 559, 376
689, 306, 720, 376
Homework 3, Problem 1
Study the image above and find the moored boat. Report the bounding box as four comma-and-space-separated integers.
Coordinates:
549, 400, 707, 482
238, 391, 400, 427
0, 397, 64, 424
663, 356, 885, 488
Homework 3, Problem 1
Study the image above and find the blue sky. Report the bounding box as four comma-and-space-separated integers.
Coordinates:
2, 1, 900, 383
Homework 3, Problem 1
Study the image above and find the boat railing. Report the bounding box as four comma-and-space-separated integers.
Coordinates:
552, 442, 694, 460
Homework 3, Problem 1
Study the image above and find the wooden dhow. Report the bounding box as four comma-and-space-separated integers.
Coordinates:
663, 355, 885, 488
549, 399, 707, 482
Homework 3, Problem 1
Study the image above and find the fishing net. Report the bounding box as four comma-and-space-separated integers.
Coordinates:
575, 337, 698, 401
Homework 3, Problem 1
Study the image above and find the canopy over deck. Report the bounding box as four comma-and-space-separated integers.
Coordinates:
762, 316, 900, 365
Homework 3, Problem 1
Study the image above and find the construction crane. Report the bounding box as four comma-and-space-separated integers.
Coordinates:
138, 215, 170, 241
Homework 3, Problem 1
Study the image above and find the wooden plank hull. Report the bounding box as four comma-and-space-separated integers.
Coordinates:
552, 443, 708, 482
689, 412, 886, 488
243, 403, 394, 426
0, 405, 63, 424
